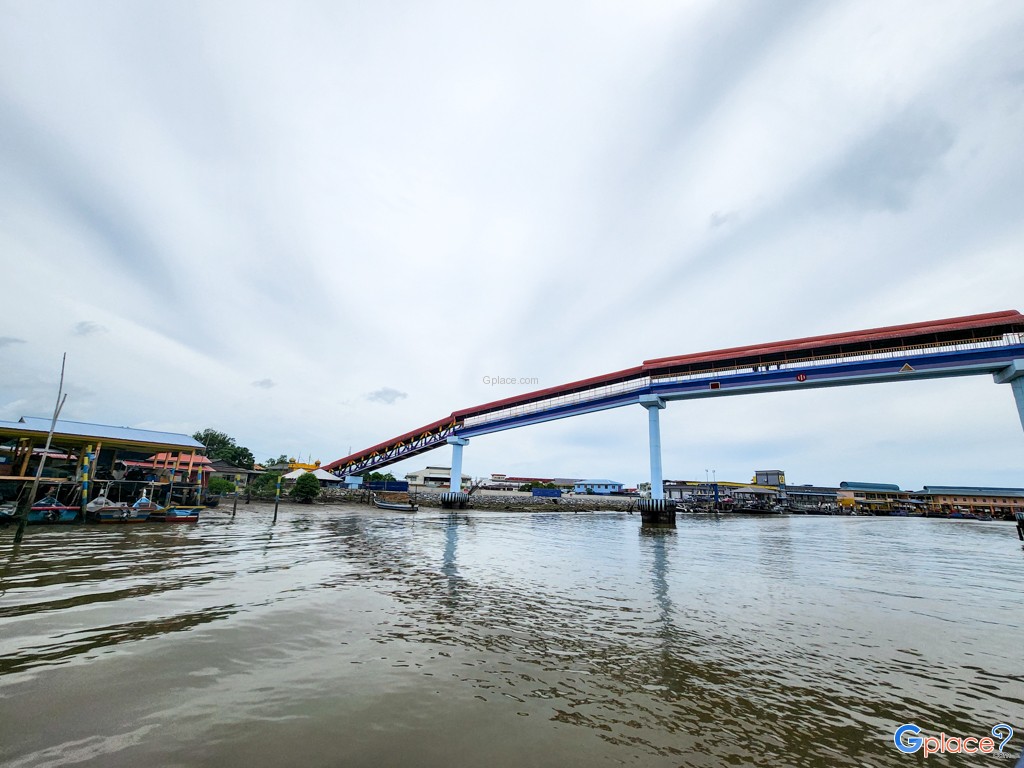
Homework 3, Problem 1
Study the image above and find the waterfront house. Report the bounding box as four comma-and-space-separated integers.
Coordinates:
209, 459, 262, 489
837, 481, 911, 513
915, 486, 1024, 518
573, 479, 624, 495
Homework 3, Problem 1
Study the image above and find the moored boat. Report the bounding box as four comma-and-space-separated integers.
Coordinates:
85, 495, 154, 523
0, 501, 19, 525
148, 505, 202, 523
28, 496, 79, 524
372, 493, 418, 512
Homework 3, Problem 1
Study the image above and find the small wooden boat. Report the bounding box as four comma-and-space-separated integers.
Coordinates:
0, 501, 19, 525
148, 505, 202, 523
372, 493, 418, 512
85, 496, 154, 523
29, 496, 80, 524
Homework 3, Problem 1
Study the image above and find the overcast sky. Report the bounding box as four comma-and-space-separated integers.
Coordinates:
2, 0, 1023, 490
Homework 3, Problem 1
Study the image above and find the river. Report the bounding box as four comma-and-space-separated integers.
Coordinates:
2, 504, 1022, 767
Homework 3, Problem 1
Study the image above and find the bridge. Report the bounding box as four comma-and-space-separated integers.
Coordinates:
323, 310, 1024, 521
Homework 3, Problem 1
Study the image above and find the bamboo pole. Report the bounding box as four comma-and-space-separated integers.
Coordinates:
273, 475, 281, 523
15, 354, 68, 543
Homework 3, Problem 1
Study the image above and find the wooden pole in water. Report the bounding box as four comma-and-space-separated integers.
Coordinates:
273, 475, 281, 522
232, 492, 238, 517
80, 445, 92, 523
15, 354, 68, 543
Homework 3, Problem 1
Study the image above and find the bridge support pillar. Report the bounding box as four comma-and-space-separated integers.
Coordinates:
442, 437, 470, 509
993, 360, 1024, 433
637, 497, 677, 526
639, 395, 673, 524
639, 395, 667, 501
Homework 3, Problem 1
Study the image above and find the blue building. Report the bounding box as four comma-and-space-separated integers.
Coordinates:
573, 479, 624, 495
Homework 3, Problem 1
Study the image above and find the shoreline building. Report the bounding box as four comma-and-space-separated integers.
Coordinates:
405, 466, 470, 490
915, 486, 1024, 518
836, 482, 913, 513
572, 479, 624, 495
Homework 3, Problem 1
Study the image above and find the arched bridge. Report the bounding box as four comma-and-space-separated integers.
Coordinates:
324, 310, 1024, 514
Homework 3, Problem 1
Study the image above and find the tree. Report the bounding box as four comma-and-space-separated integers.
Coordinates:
192, 428, 256, 469
250, 472, 281, 495
292, 472, 321, 503
223, 445, 255, 469
362, 471, 397, 483
265, 454, 289, 467
208, 476, 236, 495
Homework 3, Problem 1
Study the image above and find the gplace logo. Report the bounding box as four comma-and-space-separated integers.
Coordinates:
894, 723, 1015, 758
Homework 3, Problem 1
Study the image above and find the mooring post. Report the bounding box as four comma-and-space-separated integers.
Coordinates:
273, 476, 281, 523
232, 492, 238, 518
637, 395, 675, 525
80, 447, 91, 523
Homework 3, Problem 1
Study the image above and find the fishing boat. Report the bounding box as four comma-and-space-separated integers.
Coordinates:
85, 495, 155, 523
726, 503, 790, 516
372, 493, 418, 512
0, 501, 18, 525
148, 505, 202, 523
28, 495, 80, 524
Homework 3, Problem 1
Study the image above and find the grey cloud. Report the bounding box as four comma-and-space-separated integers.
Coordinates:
709, 210, 739, 229
0, 336, 26, 348
826, 110, 956, 213
252, 378, 275, 389
73, 320, 107, 336
366, 387, 408, 405
0, 99, 173, 288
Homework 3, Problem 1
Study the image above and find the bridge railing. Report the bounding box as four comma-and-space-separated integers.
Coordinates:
461, 376, 651, 429
649, 333, 1022, 385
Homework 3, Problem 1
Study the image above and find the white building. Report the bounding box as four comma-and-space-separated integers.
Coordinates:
405, 466, 471, 489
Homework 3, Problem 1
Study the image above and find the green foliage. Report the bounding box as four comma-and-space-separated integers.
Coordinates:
192, 428, 256, 470
291, 472, 321, 503
264, 454, 289, 467
207, 476, 236, 495
519, 482, 556, 492
362, 471, 397, 483
250, 472, 281, 495
193, 428, 233, 455
222, 445, 255, 469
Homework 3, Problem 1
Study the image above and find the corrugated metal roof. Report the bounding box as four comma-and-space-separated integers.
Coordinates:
839, 481, 902, 492
0, 417, 203, 450
918, 486, 1024, 496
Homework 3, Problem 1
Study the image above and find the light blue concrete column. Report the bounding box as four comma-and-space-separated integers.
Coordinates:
1011, 378, 1024, 432
447, 436, 470, 493
639, 395, 667, 501
993, 360, 1024, 433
